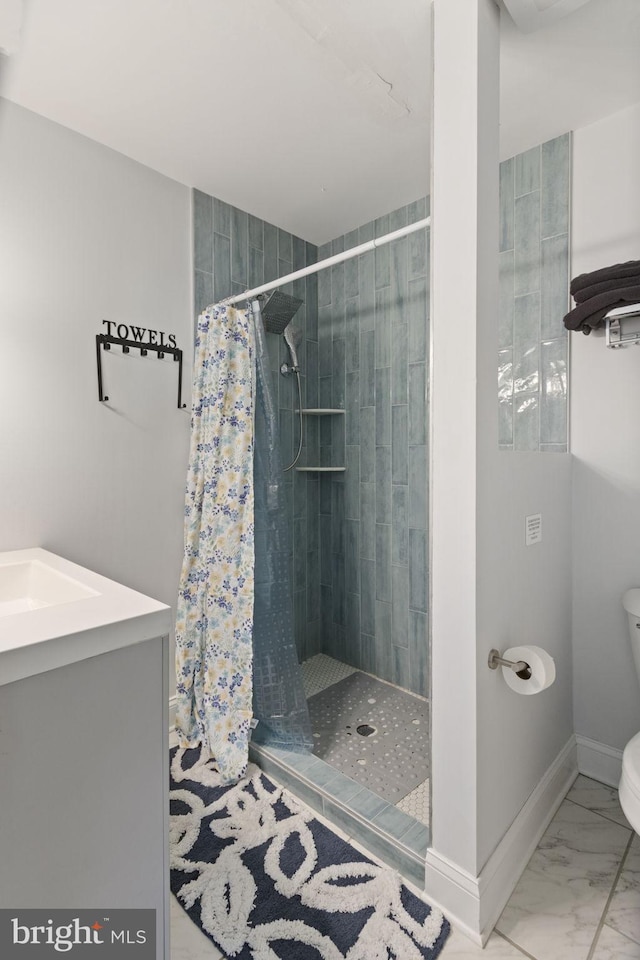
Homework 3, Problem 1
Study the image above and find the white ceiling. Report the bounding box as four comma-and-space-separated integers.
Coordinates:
2, 0, 640, 244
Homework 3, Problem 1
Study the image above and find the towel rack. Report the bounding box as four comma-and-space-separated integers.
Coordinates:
96, 334, 187, 408
605, 304, 640, 349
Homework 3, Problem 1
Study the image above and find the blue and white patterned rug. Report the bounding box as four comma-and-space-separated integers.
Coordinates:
170, 747, 450, 959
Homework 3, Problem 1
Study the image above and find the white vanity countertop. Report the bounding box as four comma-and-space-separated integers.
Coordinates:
0, 548, 171, 686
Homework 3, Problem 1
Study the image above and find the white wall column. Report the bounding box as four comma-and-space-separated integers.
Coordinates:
427, 0, 575, 942
427, 0, 500, 937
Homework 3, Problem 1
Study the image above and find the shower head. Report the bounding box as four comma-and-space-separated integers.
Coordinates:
283, 325, 303, 372
261, 290, 303, 335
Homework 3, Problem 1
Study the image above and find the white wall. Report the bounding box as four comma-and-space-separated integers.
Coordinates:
476, 454, 573, 868
0, 100, 192, 693
571, 101, 640, 753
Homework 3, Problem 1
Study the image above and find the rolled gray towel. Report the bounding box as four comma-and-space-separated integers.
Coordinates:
563, 284, 640, 332
571, 260, 640, 296
573, 276, 640, 303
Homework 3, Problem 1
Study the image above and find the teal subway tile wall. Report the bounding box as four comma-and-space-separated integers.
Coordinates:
316, 199, 430, 694
193, 189, 430, 694
498, 133, 570, 452
192, 189, 321, 664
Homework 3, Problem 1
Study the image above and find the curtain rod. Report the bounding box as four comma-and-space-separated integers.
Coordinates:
207, 216, 431, 310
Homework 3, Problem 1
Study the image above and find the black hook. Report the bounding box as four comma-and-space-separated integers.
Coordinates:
96, 332, 186, 409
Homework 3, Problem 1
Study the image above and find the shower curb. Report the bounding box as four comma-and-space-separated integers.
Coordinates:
248, 741, 429, 888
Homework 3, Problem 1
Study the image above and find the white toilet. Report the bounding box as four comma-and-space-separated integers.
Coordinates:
620, 589, 640, 833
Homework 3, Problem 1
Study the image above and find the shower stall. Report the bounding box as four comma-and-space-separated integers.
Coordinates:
193, 189, 431, 883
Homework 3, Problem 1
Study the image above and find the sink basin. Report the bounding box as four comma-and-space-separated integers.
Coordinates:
0, 558, 99, 617
0, 547, 170, 689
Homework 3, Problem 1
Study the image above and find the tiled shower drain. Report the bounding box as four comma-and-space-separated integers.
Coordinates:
307, 671, 430, 804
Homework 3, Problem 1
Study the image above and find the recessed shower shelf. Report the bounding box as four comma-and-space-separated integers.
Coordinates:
296, 408, 345, 416
295, 410, 345, 472
295, 467, 346, 473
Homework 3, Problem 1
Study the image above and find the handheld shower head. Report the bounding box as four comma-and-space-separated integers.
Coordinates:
283, 325, 303, 371
259, 291, 305, 471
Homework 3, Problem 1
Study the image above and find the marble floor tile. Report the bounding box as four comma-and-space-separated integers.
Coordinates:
171, 894, 224, 960
440, 929, 528, 958
605, 834, 640, 946
567, 774, 632, 828
592, 924, 640, 960
496, 798, 631, 960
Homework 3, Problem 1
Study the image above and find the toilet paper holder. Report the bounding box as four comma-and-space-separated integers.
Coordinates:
488, 648, 532, 680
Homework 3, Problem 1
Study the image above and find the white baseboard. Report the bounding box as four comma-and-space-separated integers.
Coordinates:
424, 849, 483, 946
425, 735, 577, 945
477, 735, 577, 940
576, 734, 624, 788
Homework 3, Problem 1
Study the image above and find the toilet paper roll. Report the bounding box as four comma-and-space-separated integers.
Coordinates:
501, 645, 556, 695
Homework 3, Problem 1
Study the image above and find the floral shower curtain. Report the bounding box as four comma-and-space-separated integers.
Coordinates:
175, 303, 256, 784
